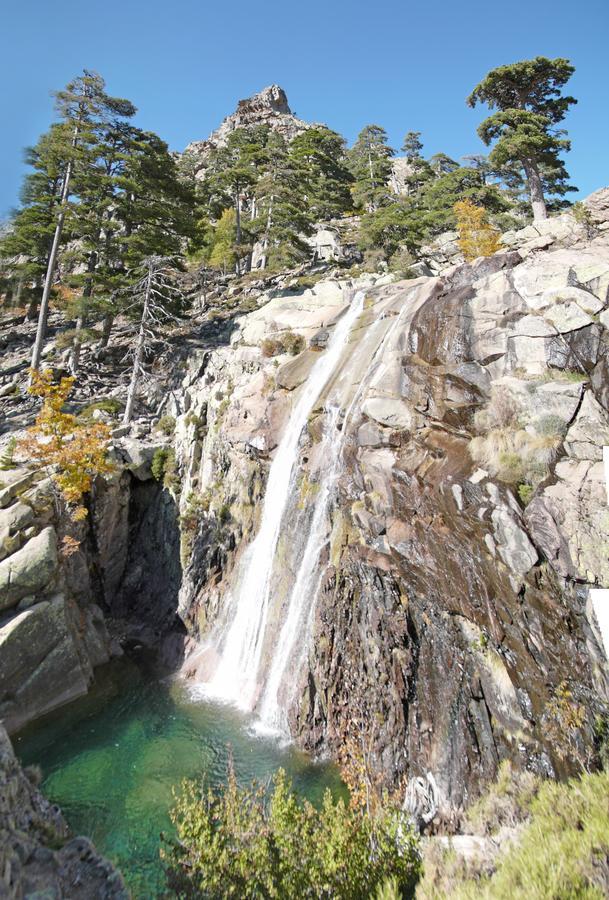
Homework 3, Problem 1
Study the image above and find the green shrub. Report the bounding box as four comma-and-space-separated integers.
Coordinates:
163, 767, 420, 899
418, 767, 609, 900
0, 437, 17, 470
540, 368, 588, 384
55, 326, 100, 351
151, 447, 180, 492
594, 716, 609, 771
156, 414, 176, 436
217, 503, 231, 525
281, 330, 306, 356
475, 770, 609, 899
533, 414, 568, 438
388, 247, 416, 277
151, 448, 170, 482
517, 483, 534, 507
78, 398, 123, 420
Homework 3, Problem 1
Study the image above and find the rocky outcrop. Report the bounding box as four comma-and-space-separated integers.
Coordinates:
0, 723, 127, 898
0, 455, 182, 733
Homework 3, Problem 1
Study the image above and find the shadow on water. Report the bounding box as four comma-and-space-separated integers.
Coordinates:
14, 651, 345, 898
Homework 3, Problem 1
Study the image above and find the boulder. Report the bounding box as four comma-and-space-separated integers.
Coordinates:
0, 526, 58, 611
526, 459, 609, 585
584, 187, 609, 224
543, 301, 594, 333
118, 438, 165, 480
0, 723, 128, 896
276, 350, 318, 391
0, 596, 91, 732
491, 503, 538, 581
0, 471, 37, 509
0, 500, 34, 534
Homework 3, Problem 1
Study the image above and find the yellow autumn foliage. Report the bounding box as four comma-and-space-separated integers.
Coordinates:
454, 198, 502, 261
17, 369, 113, 519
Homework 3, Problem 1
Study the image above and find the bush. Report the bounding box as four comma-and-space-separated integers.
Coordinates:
470, 387, 563, 486
0, 437, 17, 470
454, 199, 502, 262
17, 370, 112, 521
517, 483, 534, 507
388, 248, 416, 277
151, 447, 180, 492
473, 770, 609, 899
261, 330, 305, 358
533, 414, 568, 438
156, 414, 176, 436
78, 398, 123, 420
163, 767, 420, 899
417, 767, 609, 899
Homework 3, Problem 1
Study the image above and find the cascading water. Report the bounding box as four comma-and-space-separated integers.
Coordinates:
257, 291, 420, 731
203, 290, 366, 709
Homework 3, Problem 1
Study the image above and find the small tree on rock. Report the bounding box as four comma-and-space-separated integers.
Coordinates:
454, 198, 502, 261
18, 369, 112, 520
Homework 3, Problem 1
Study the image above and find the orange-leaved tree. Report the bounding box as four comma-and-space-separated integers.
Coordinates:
454, 198, 502, 261
17, 369, 113, 520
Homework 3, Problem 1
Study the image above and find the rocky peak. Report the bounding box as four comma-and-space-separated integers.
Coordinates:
183, 84, 315, 171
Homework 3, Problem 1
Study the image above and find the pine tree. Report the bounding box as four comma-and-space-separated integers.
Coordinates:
254, 132, 312, 270
95, 127, 195, 350
289, 127, 353, 220
418, 166, 510, 235
29, 71, 136, 372
122, 257, 184, 425
467, 57, 576, 220
0, 128, 67, 319
348, 125, 394, 211
399, 131, 433, 196
206, 127, 269, 271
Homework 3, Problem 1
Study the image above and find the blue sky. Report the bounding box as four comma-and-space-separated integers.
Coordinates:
2, 0, 607, 218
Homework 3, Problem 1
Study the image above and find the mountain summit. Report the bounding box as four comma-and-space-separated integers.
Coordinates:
184, 84, 314, 161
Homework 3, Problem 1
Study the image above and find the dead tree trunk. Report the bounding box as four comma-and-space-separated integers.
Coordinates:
122, 261, 152, 426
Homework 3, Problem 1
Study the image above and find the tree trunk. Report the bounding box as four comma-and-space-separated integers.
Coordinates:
259, 195, 274, 271
99, 313, 114, 349
122, 263, 152, 425
523, 159, 547, 221
70, 249, 98, 375
31, 131, 77, 373
234, 190, 242, 276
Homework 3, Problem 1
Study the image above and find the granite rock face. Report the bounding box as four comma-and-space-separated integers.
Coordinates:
170, 205, 609, 819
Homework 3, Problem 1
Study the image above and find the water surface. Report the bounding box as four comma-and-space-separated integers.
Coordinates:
14, 653, 344, 898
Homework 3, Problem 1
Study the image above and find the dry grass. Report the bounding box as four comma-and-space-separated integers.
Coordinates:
470, 386, 564, 486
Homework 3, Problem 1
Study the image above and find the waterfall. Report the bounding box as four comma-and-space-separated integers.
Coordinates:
256, 291, 419, 731
204, 290, 366, 709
